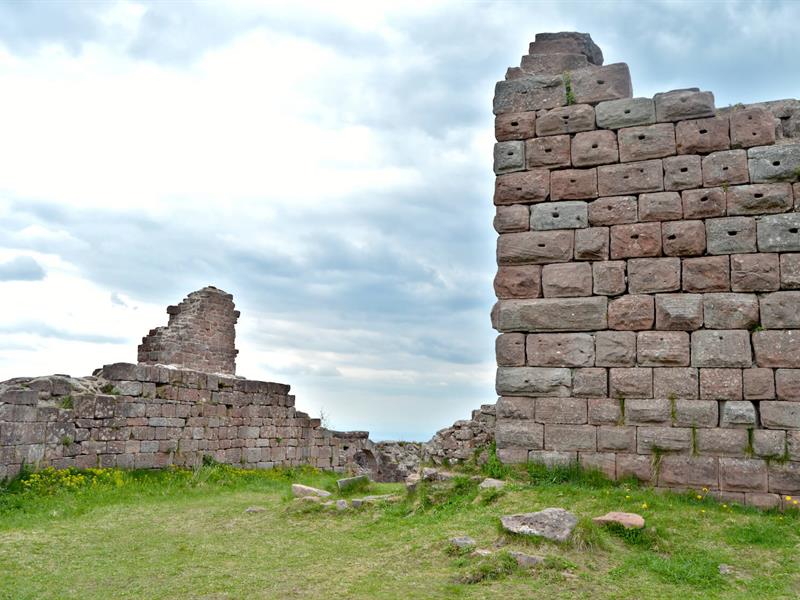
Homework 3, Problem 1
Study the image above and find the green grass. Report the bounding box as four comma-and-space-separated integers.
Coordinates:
1, 463, 799, 599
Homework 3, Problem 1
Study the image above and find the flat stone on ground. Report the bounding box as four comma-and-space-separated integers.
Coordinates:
479, 477, 506, 490
592, 511, 645, 529
500, 507, 578, 542
291, 483, 332, 498
449, 536, 477, 549
337, 474, 369, 492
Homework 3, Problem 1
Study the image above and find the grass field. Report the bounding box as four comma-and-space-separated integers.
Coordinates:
1, 458, 799, 600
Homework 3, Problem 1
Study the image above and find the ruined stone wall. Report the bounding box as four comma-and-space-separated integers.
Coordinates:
138, 287, 239, 375
492, 32, 800, 508
0, 362, 372, 481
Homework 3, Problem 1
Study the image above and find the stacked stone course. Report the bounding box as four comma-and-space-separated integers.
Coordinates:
492, 32, 800, 508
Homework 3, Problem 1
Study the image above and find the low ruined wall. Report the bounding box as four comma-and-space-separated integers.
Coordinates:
0, 362, 372, 480
491, 32, 800, 508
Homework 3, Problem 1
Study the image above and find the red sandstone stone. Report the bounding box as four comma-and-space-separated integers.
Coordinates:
597, 160, 664, 196
571, 130, 619, 167
743, 368, 776, 400
573, 368, 608, 397
536, 104, 595, 136
682, 256, 730, 293
662, 220, 706, 256
527, 333, 595, 367
654, 293, 703, 330
637, 331, 690, 367
550, 168, 598, 200
592, 261, 627, 296
675, 116, 730, 154
497, 231, 574, 265
618, 123, 676, 162
609, 369, 653, 399
495, 112, 537, 141
780, 254, 800, 289
702, 150, 749, 187
595, 331, 636, 367
627, 257, 681, 294
663, 155, 702, 191
494, 265, 542, 298
730, 107, 776, 149
496, 333, 526, 366
638, 192, 682, 221
588, 196, 638, 226
776, 369, 800, 401
541, 263, 593, 297
700, 368, 743, 400
727, 183, 793, 216
574, 227, 609, 260
730, 253, 780, 292
526, 135, 571, 168
494, 170, 550, 205
609, 222, 662, 259
653, 367, 699, 399
494, 205, 529, 233
608, 295, 654, 330
681, 187, 726, 219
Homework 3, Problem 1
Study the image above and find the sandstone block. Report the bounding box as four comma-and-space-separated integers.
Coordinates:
730, 107, 776, 149
550, 171, 599, 201
681, 187, 726, 219
532, 200, 589, 228
494, 265, 542, 299
658, 455, 719, 489
541, 262, 593, 297
496, 333, 526, 367
628, 257, 681, 294
494, 170, 550, 205
520, 52, 591, 75
618, 123, 676, 162
495, 112, 537, 141
727, 183, 793, 216
682, 255, 730, 292
496, 419, 544, 449
492, 297, 608, 332
536, 104, 595, 136
497, 230, 574, 265
588, 398, 623, 425
528, 450, 577, 467
595, 331, 637, 367
673, 400, 718, 428
575, 227, 609, 260
720, 458, 767, 492
592, 260, 626, 296
663, 155, 702, 191
653, 367, 699, 399
675, 116, 730, 154
756, 213, 800, 253
598, 426, 636, 452
654, 293, 704, 332
698, 429, 749, 457
610, 222, 662, 258
654, 89, 715, 122
494, 75, 567, 115
638, 191, 682, 221
595, 97, 655, 129
535, 397, 588, 424
588, 196, 638, 225
579, 452, 617, 479
753, 429, 785, 458
544, 424, 597, 451
748, 143, 800, 183
691, 330, 751, 368
528, 32, 604, 64
573, 368, 608, 397
617, 453, 653, 482
706, 217, 757, 255
571, 63, 632, 104
760, 401, 800, 429
496, 367, 571, 397
760, 291, 800, 328
776, 369, 800, 401
609, 368, 653, 399
730, 253, 779, 292
702, 150, 749, 187
494, 205, 529, 233
497, 447, 530, 463
637, 426, 691, 453
494, 141, 525, 174
702, 293, 759, 329
781, 254, 800, 289
753, 330, 800, 368
768, 462, 800, 494
637, 331, 690, 367
598, 160, 664, 196
746, 492, 782, 510
720, 401, 758, 428
662, 220, 706, 257
700, 368, 742, 401
743, 368, 775, 400
571, 130, 619, 167
497, 396, 536, 420
608, 295, 654, 330
526, 135, 571, 169
526, 333, 595, 367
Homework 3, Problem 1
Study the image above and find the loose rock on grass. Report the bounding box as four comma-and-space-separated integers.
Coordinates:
291, 484, 331, 498
592, 511, 645, 529
500, 508, 578, 542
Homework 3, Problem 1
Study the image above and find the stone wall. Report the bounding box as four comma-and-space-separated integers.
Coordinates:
138, 286, 239, 375
492, 32, 800, 508
0, 362, 373, 481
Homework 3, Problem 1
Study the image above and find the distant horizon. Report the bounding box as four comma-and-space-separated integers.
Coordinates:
1, 0, 799, 441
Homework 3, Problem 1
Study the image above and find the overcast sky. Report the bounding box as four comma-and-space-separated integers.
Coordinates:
1, 0, 798, 440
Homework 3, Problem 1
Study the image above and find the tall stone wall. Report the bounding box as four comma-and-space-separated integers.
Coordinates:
492, 32, 800, 507
138, 286, 239, 375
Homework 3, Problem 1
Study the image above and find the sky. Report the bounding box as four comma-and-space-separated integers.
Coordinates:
1, 0, 798, 441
